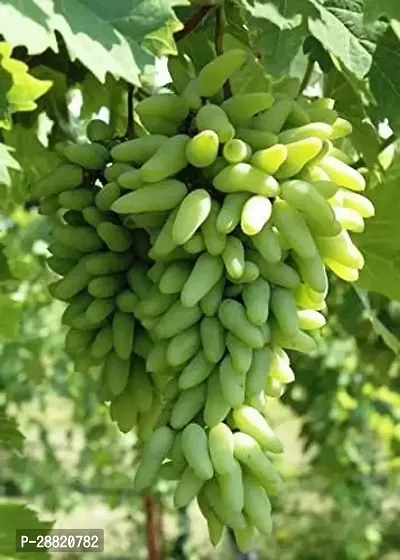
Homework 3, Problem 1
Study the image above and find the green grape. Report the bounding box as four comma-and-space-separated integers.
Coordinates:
233, 432, 283, 495
85, 297, 115, 324
221, 93, 274, 126
217, 193, 250, 234
186, 130, 219, 168
246, 346, 273, 398
250, 144, 287, 174
88, 275, 125, 298
242, 473, 273, 535
136, 93, 189, 123
269, 347, 294, 383
236, 128, 278, 150
85, 250, 134, 275
103, 351, 130, 395
97, 222, 132, 252
112, 312, 135, 360
170, 383, 207, 430
158, 261, 191, 294
331, 117, 353, 139
182, 423, 213, 480
179, 349, 214, 389
232, 406, 283, 453
201, 480, 246, 530
208, 423, 235, 474
222, 236, 245, 280
292, 253, 328, 295
272, 199, 317, 259
217, 459, 244, 513
279, 122, 333, 143
196, 49, 247, 98
251, 97, 293, 134
174, 467, 205, 508
200, 276, 225, 317
340, 189, 375, 218
87, 119, 112, 143
242, 277, 270, 326
249, 251, 300, 289
95, 182, 121, 211
181, 253, 223, 307
90, 324, 114, 359
63, 209, 86, 226
201, 200, 226, 256
153, 301, 202, 339
270, 287, 299, 336
82, 206, 107, 227
213, 163, 279, 196
183, 232, 205, 254
316, 230, 364, 269
172, 189, 212, 245
219, 299, 264, 349
112, 179, 187, 214
110, 135, 167, 164
204, 370, 231, 427
140, 134, 189, 183
318, 155, 366, 191
333, 206, 365, 232
223, 139, 251, 163
250, 224, 282, 264
167, 325, 201, 367
219, 355, 246, 408
276, 137, 323, 179
47, 256, 77, 276
61, 292, 93, 326
104, 163, 134, 182
297, 309, 326, 330
226, 332, 253, 375
240, 195, 272, 236
168, 55, 192, 94
200, 317, 225, 364
196, 104, 235, 143
65, 328, 94, 357
48, 258, 92, 301
39, 195, 61, 215
53, 225, 103, 253
32, 164, 83, 197
63, 142, 109, 170
133, 426, 175, 491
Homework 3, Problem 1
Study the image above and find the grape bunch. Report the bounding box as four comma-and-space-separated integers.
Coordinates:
33, 48, 375, 551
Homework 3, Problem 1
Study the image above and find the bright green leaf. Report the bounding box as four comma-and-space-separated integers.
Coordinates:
0, 42, 52, 128
242, 0, 304, 30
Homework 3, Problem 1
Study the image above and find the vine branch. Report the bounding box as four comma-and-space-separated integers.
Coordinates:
174, 6, 214, 42
125, 83, 135, 139
298, 58, 315, 95
143, 491, 160, 560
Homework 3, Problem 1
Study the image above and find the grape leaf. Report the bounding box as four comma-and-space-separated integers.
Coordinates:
242, 0, 304, 30
0, 0, 156, 85
0, 143, 21, 187
307, 0, 372, 80
0, 503, 53, 560
357, 178, 400, 301
142, 13, 183, 57
0, 409, 24, 453
0, 42, 52, 130
355, 288, 399, 353
3, 125, 62, 201
364, 0, 400, 22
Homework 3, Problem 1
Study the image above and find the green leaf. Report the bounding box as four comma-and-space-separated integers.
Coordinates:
223, 34, 271, 94
0, 410, 24, 453
0, 294, 22, 340
357, 178, 400, 301
0, 143, 20, 187
364, 0, 400, 22
0, 0, 155, 85
3, 124, 62, 202
142, 13, 183, 57
81, 0, 175, 42
368, 26, 400, 135
355, 288, 399, 353
0, 503, 53, 560
0, 42, 52, 128
242, 0, 304, 30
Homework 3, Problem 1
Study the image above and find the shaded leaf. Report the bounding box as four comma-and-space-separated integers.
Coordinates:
0, 503, 53, 560
0, 409, 24, 453
0, 143, 20, 187
357, 177, 400, 301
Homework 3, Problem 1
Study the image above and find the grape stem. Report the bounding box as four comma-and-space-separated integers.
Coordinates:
174, 6, 215, 42
125, 83, 135, 139
298, 58, 315, 96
